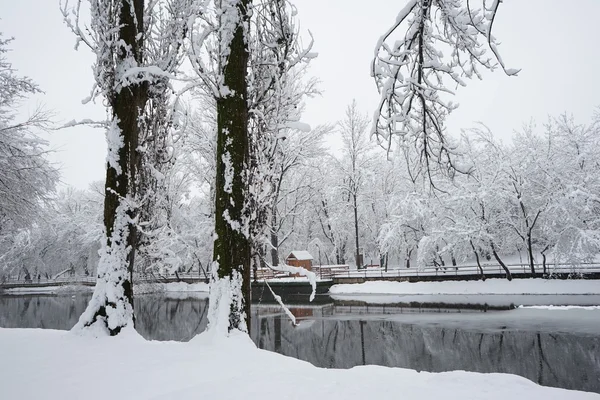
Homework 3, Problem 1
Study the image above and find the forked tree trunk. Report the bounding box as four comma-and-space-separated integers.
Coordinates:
212, 0, 252, 333
75, 0, 147, 336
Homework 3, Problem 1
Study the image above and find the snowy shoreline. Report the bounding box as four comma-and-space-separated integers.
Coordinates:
329, 278, 600, 296
1, 281, 209, 295
0, 327, 597, 400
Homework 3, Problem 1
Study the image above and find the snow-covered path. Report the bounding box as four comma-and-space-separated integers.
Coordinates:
0, 328, 598, 399
330, 278, 600, 296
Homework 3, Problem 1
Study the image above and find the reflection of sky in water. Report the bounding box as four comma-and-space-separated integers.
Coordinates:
1, 293, 599, 393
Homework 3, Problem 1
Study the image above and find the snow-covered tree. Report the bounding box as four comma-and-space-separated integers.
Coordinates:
266, 124, 327, 267
189, 0, 317, 333
0, 34, 59, 238
0, 184, 103, 281
335, 101, 373, 268
61, 0, 194, 335
543, 113, 600, 266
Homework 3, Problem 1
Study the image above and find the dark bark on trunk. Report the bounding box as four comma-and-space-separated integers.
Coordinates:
213, 0, 252, 333
470, 240, 486, 281
491, 242, 512, 281
336, 241, 346, 265
88, 0, 147, 336
380, 253, 388, 272
405, 248, 413, 269
353, 193, 360, 269
541, 245, 550, 275
542, 252, 547, 275
270, 210, 279, 266
527, 230, 535, 274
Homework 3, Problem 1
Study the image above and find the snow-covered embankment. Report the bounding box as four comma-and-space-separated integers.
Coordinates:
330, 278, 600, 296
0, 327, 597, 399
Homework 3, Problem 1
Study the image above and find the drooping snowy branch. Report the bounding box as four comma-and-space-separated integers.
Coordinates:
371, 0, 518, 181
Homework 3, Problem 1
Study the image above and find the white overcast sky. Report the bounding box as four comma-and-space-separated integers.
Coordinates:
2, 0, 600, 189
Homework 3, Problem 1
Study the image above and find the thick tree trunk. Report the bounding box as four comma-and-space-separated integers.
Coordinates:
212, 0, 252, 333
76, 0, 147, 336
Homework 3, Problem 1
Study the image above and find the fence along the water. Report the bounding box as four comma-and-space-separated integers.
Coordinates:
3, 263, 599, 287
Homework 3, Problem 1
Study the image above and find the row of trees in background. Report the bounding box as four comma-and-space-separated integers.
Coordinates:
5, 105, 599, 284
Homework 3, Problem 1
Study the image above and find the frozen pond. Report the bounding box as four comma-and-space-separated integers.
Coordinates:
0, 292, 599, 394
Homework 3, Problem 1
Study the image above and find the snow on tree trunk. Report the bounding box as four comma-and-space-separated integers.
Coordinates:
210, 0, 252, 334
71, 0, 148, 336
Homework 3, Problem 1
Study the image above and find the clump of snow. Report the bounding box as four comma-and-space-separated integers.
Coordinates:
0, 327, 597, 399
105, 117, 124, 175
280, 121, 311, 132
269, 263, 317, 301
207, 262, 246, 337
287, 250, 313, 260
330, 279, 600, 296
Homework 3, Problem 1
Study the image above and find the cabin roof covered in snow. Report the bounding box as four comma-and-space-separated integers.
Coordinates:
287, 251, 313, 261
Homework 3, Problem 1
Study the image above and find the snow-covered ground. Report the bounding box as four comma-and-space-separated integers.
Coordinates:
330, 278, 600, 296
2, 281, 208, 296
261, 276, 331, 283
135, 281, 209, 294
0, 328, 597, 400
518, 305, 600, 310
2, 285, 93, 295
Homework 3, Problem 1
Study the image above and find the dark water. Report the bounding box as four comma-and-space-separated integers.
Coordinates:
1, 293, 599, 394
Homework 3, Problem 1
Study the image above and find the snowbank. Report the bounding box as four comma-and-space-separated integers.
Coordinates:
2, 282, 209, 296
330, 279, 600, 296
0, 328, 597, 399
2, 285, 93, 295
134, 281, 209, 294
263, 276, 330, 283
